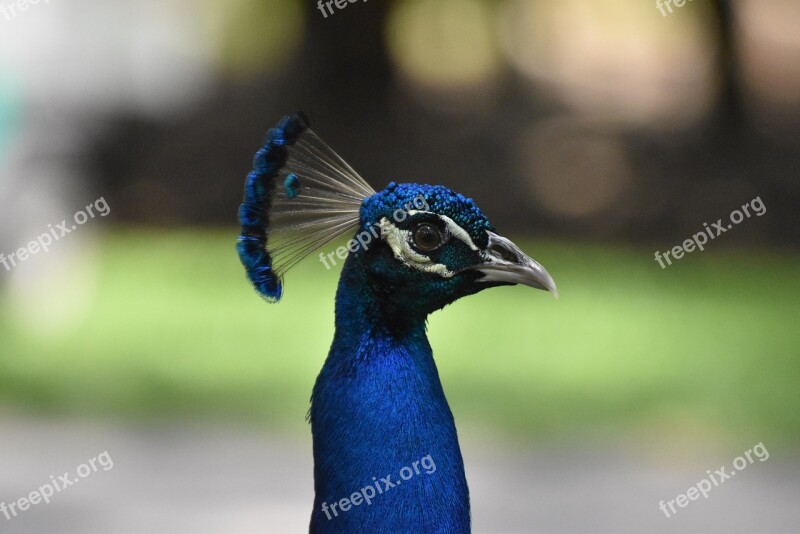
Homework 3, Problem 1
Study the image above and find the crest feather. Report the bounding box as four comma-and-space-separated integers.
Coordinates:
237, 112, 375, 302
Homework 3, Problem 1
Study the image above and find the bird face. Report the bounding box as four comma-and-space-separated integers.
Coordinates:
356, 182, 557, 317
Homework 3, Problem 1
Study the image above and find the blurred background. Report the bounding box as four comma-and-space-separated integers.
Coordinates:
0, 0, 799, 532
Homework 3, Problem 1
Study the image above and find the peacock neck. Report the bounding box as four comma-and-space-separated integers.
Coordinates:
308, 258, 471, 532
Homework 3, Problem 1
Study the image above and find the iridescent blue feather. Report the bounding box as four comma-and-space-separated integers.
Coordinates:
237, 113, 375, 302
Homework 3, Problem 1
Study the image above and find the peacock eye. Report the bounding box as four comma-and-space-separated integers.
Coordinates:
412, 223, 443, 252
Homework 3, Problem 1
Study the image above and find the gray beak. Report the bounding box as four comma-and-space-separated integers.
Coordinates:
467, 231, 558, 298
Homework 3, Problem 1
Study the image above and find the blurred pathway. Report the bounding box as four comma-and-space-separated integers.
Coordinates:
0, 417, 797, 533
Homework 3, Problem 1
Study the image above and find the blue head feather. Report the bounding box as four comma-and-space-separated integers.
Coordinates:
237, 112, 373, 302
361, 181, 494, 247
236, 112, 309, 302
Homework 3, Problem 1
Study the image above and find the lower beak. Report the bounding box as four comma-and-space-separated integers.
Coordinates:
465, 231, 558, 299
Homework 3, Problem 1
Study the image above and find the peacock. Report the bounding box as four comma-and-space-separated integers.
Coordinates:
237, 113, 557, 533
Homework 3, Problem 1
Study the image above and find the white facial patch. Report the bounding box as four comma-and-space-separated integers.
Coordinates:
378, 217, 455, 277
428, 213, 480, 252
377, 212, 482, 278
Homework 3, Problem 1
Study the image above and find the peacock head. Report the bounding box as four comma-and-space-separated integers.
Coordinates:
351, 182, 557, 317
237, 113, 557, 317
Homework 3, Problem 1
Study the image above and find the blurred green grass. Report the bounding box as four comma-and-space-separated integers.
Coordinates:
1, 230, 798, 446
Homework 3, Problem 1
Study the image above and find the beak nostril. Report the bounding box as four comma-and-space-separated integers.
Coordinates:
492, 244, 519, 263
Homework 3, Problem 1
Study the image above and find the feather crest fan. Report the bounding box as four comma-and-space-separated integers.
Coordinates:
237, 113, 375, 302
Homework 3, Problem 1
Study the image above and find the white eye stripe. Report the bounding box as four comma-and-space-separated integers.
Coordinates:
378, 217, 454, 277
406, 211, 480, 252
376, 212, 480, 278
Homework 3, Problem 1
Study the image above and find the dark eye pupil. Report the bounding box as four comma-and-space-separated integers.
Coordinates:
414, 224, 440, 251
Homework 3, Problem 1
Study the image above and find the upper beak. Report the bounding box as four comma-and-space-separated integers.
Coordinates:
465, 231, 558, 299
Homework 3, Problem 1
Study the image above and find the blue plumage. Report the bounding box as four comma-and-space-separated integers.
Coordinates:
361, 182, 495, 247
237, 114, 557, 532
237, 112, 309, 301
